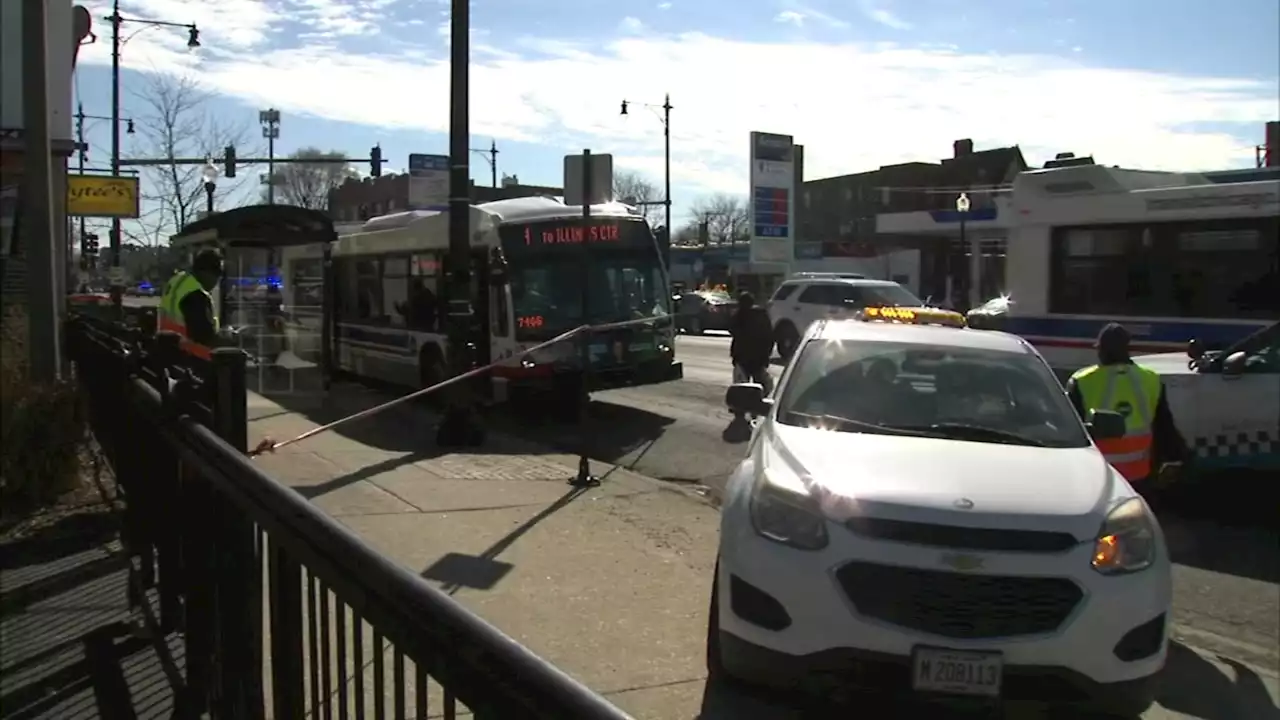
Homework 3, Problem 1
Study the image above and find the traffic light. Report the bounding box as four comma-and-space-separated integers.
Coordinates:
86, 232, 99, 255
370, 145, 383, 178
81, 233, 100, 270
224, 145, 237, 178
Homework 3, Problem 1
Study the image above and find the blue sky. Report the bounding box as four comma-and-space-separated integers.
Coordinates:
73, 0, 1279, 240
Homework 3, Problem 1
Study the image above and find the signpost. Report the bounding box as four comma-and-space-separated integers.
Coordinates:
748, 132, 795, 270
408, 153, 450, 210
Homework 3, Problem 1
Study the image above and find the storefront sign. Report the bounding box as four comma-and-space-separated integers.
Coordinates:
68, 175, 140, 218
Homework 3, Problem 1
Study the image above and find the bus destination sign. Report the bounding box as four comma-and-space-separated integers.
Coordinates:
521, 220, 622, 246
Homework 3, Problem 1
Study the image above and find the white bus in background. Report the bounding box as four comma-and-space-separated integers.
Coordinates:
999, 163, 1279, 371
281, 197, 680, 409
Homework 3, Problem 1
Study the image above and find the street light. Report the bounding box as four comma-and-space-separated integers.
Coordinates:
107, 0, 200, 310
259, 109, 281, 204
619, 96, 673, 246
202, 160, 219, 215
956, 192, 978, 309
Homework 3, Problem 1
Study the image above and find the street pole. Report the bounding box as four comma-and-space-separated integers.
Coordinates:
260, 109, 280, 204
572, 149, 598, 487
663, 94, 672, 253
488, 140, 498, 188
76, 105, 87, 273
437, 0, 482, 447
108, 0, 123, 311
22, 0, 61, 380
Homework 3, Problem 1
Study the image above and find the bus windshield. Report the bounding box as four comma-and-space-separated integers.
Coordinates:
500, 216, 671, 340
509, 253, 670, 339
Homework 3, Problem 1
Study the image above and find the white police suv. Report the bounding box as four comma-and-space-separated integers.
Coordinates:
711, 311, 1172, 717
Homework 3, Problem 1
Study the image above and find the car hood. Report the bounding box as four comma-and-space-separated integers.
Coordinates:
1133, 352, 1197, 377
765, 423, 1127, 540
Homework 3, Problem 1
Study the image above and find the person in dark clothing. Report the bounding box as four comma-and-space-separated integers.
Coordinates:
178, 249, 226, 347
729, 292, 775, 399
1065, 323, 1188, 487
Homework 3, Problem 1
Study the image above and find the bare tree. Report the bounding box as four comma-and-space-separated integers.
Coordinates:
612, 170, 664, 227
688, 194, 750, 245
264, 148, 357, 209
125, 74, 253, 246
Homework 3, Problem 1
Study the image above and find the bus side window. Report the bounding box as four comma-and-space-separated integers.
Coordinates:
492, 283, 510, 337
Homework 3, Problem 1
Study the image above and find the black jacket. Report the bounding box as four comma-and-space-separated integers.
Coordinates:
730, 307, 774, 369
1065, 362, 1189, 468
179, 290, 218, 347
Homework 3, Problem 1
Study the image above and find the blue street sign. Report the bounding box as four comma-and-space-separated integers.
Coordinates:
409, 153, 449, 175
754, 225, 789, 238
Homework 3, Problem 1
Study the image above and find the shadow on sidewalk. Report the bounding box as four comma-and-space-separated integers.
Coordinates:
422, 485, 593, 595
0, 510, 177, 720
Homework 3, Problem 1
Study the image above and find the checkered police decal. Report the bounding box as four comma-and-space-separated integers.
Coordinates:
1191, 430, 1277, 459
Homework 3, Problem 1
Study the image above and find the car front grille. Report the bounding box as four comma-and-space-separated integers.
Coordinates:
844, 517, 1080, 553
835, 561, 1083, 639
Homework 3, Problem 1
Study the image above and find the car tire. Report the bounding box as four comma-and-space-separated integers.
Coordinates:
706, 559, 727, 681
775, 323, 799, 361
689, 317, 704, 335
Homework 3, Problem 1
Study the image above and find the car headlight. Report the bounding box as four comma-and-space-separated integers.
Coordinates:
1091, 497, 1157, 575
750, 468, 829, 551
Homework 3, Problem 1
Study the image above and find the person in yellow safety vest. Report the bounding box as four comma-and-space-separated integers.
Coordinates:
157, 249, 225, 360
1066, 323, 1188, 488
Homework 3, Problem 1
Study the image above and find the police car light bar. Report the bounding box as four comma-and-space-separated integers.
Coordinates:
858, 306, 966, 328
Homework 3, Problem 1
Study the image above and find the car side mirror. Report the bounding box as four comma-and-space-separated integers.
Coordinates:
726, 382, 771, 415
1222, 351, 1248, 377
1187, 338, 1204, 361
1087, 409, 1126, 441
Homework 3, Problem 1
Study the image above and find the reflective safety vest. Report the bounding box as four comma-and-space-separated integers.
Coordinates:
1071, 363, 1162, 481
157, 271, 217, 359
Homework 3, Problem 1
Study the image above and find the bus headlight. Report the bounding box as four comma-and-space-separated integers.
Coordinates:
1091, 497, 1157, 575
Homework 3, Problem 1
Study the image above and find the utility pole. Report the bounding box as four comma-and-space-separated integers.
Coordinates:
75, 105, 132, 276
437, 0, 482, 446
259, 109, 281, 204
22, 0, 60, 380
663, 94, 672, 253
107, 0, 199, 310
470, 140, 499, 188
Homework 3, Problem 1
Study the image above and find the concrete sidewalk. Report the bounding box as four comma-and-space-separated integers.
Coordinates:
247, 386, 1279, 720
249, 387, 721, 718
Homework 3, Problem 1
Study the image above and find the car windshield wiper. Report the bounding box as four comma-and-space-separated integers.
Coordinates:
887, 422, 1047, 447
784, 412, 939, 437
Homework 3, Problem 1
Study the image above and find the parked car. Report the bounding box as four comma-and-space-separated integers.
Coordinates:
676, 290, 735, 334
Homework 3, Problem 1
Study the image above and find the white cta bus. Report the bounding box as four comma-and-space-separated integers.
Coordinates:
999, 163, 1279, 370
283, 197, 680, 406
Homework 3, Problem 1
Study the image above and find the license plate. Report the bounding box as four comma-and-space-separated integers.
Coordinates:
911, 647, 1002, 697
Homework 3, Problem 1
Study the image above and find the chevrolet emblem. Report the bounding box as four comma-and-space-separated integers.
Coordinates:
939, 553, 984, 572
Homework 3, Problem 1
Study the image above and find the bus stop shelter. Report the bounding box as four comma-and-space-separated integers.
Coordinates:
169, 205, 338, 394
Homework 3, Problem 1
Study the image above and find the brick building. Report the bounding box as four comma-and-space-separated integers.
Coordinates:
326, 172, 562, 222
800, 138, 1027, 302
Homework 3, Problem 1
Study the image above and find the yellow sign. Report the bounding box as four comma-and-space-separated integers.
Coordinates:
68, 175, 140, 218
860, 306, 966, 328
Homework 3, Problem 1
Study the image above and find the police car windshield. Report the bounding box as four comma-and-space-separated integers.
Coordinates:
777, 339, 1091, 448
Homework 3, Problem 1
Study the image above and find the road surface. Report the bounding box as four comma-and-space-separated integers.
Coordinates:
493, 332, 1280, 679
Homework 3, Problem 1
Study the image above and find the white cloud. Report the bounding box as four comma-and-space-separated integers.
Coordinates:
620, 16, 646, 34
776, 4, 851, 30
775, 11, 806, 27
857, 0, 912, 31
77, 17, 1278, 196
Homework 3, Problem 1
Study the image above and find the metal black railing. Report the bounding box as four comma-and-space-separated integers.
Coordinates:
66, 315, 632, 720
